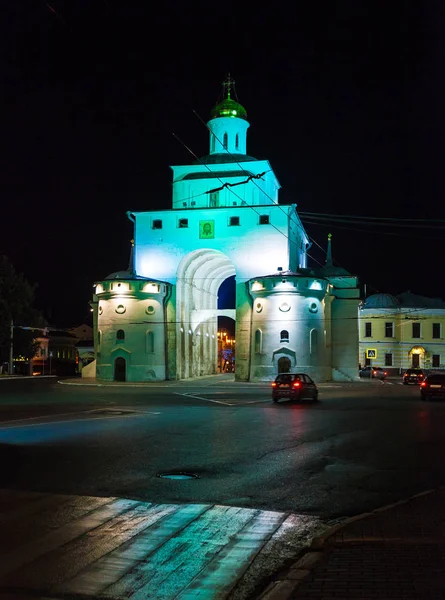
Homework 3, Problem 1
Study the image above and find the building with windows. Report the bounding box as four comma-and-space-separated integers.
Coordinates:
90, 78, 360, 382
359, 292, 445, 374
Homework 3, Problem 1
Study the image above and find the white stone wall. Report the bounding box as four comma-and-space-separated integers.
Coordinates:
207, 116, 249, 155
248, 276, 331, 381
95, 281, 168, 382
133, 205, 305, 284
171, 160, 280, 210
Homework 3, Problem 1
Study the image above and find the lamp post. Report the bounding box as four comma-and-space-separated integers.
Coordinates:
8, 320, 13, 375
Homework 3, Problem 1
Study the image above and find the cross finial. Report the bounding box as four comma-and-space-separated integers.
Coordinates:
222, 73, 235, 99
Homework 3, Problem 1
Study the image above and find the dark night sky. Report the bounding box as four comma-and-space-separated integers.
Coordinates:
1, 1, 444, 327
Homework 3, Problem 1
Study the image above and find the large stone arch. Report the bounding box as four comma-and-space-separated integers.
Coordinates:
176, 249, 236, 379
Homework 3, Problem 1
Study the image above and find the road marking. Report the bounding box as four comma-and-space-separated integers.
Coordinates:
174, 393, 235, 406
0, 412, 154, 431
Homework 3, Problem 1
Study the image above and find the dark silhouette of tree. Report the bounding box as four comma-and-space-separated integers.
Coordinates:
0, 256, 46, 362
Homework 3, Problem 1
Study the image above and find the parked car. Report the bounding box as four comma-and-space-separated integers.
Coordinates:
359, 366, 387, 380
420, 374, 445, 400
403, 369, 425, 385
271, 373, 318, 403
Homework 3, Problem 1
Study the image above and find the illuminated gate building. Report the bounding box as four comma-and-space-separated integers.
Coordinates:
90, 79, 360, 382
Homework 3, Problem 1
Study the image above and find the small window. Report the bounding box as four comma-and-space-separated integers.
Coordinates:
211, 135, 215, 153
146, 331, 154, 354
365, 322, 372, 337
116, 329, 125, 341
280, 330, 289, 343
433, 323, 441, 339
310, 329, 318, 354
259, 215, 270, 225
191, 201, 196, 206
235, 133, 239, 149
178, 218, 188, 228
432, 354, 440, 368
229, 216, 240, 226
152, 219, 162, 229
385, 353, 393, 366
385, 322, 394, 338
223, 132, 228, 149
412, 322, 421, 338
254, 329, 262, 353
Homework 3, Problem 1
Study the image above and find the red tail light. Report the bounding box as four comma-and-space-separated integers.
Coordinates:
384, 372, 387, 376
419, 374, 424, 378
271, 382, 277, 387
293, 381, 301, 388
420, 382, 427, 387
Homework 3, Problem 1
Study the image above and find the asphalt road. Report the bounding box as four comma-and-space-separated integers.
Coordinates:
1, 375, 444, 519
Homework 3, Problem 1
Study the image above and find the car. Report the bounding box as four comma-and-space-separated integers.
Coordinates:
403, 369, 425, 385
271, 373, 318, 403
420, 374, 445, 400
359, 366, 387, 380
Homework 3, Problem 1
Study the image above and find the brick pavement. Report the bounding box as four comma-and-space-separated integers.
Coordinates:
261, 489, 445, 600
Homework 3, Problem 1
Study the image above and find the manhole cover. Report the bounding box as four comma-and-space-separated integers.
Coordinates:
157, 472, 199, 480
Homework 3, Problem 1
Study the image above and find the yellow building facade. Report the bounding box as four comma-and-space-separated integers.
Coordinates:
359, 292, 445, 375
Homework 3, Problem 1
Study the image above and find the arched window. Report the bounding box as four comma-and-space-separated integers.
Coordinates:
116, 329, 125, 341
235, 133, 239, 149
146, 331, 154, 354
223, 132, 228, 149
280, 330, 289, 343
310, 329, 318, 355
254, 329, 262, 354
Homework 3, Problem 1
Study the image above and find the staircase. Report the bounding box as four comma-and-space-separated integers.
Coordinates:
332, 367, 356, 382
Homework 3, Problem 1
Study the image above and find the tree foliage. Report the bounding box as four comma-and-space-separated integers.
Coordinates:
0, 256, 46, 361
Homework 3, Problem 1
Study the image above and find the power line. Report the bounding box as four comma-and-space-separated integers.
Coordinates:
301, 219, 445, 240
299, 211, 445, 224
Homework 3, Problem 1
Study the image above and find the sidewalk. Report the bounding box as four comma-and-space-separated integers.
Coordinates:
261, 488, 445, 600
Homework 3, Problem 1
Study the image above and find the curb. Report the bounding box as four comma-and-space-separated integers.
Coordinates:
258, 485, 445, 600
0, 375, 58, 381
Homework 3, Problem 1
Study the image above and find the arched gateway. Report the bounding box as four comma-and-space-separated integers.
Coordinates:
176, 249, 236, 379
91, 77, 360, 382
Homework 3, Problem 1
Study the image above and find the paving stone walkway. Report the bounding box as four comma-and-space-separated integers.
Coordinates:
261, 489, 445, 600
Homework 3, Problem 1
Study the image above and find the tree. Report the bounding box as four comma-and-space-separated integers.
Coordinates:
0, 256, 46, 362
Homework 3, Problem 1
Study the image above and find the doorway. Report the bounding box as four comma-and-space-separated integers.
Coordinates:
278, 357, 291, 373
412, 353, 420, 368
114, 357, 126, 381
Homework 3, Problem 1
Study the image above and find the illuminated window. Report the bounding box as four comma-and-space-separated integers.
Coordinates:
152, 219, 162, 229
210, 192, 219, 207
235, 133, 239, 149
365, 322, 372, 337
178, 218, 188, 228
432, 354, 440, 367
259, 215, 270, 225
385, 322, 394, 338
146, 331, 154, 354
280, 330, 289, 343
254, 329, 262, 353
229, 216, 240, 226
433, 323, 441, 339
385, 353, 393, 366
310, 329, 318, 354
116, 329, 125, 341
412, 322, 421, 338
223, 132, 228, 149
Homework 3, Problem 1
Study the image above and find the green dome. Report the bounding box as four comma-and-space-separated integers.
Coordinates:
210, 97, 247, 120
